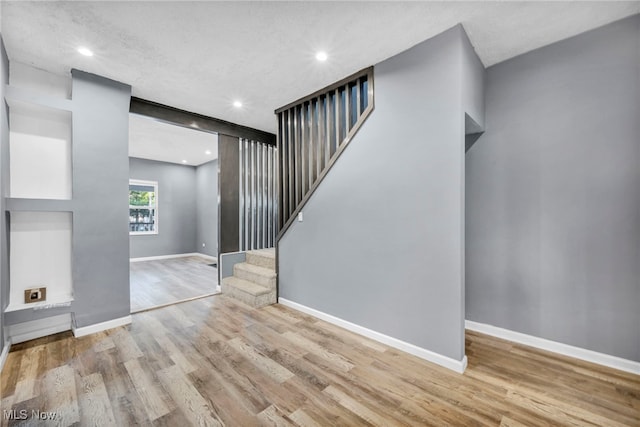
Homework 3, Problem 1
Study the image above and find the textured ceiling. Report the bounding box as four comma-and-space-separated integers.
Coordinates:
2, 1, 639, 134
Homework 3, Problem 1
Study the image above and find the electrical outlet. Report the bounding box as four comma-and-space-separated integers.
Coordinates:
24, 287, 47, 304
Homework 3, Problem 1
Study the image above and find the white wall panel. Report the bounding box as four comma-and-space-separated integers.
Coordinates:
9, 103, 72, 199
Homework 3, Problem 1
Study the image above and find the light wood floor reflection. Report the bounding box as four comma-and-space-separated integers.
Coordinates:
1, 295, 638, 426
129, 255, 218, 313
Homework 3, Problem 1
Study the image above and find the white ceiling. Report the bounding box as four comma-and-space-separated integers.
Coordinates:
129, 114, 218, 166
2, 1, 639, 135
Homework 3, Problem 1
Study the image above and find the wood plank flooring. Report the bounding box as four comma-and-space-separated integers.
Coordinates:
1, 295, 638, 426
129, 256, 218, 313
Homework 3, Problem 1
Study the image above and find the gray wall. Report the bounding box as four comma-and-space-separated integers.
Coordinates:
129, 157, 198, 258
196, 159, 218, 257
129, 157, 218, 259
72, 70, 131, 328
279, 25, 484, 363
466, 15, 640, 362
0, 34, 9, 351
461, 28, 485, 130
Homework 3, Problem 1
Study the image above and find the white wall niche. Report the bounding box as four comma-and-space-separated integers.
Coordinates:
9, 100, 72, 200
7, 211, 73, 312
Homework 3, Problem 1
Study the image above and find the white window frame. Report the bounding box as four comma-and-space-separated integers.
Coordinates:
129, 179, 159, 235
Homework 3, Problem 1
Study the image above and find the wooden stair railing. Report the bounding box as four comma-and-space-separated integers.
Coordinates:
276, 67, 374, 237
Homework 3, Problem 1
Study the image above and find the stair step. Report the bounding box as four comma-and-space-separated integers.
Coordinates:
246, 248, 276, 270
234, 262, 276, 289
222, 276, 271, 296
221, 277, 276, 308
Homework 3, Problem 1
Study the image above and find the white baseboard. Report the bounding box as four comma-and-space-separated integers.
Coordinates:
7, 313, 72, 344
465, 320, 640, 375
130, 252, 217, 263
196, 253, 218, 262
279, 298, 467, 373
0, 339, 11, 373
72, 315, 132, 338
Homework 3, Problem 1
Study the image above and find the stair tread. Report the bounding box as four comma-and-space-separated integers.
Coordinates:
222, 277, 272, 296
235, 262, 276, 277
247, 248, 275, 259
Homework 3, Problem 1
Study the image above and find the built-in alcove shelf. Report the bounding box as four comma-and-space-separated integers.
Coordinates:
7, 96, 73, 200
3, 63, 76, 340
5, 198, 73, 212
7, 211, 74, 315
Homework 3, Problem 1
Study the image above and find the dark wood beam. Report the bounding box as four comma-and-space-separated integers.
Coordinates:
130, 97, 276, 145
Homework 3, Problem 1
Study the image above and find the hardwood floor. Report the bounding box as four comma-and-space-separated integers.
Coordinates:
129, 256, 219, 313
1, 295, 638, 426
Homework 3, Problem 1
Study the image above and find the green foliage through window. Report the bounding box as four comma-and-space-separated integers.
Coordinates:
129, 190, 154, 207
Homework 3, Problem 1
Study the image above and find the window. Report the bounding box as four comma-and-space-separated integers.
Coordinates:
129, 179, 158, 235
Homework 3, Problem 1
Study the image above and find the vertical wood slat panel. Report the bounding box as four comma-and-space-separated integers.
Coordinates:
262, 143, 267, 248
246, 139, 250, 250
240, 138, 244, 251
246, 138, 249, 251
274, 145, 278, 243
254, 141, 259, 249
292, 106, 299, 210
345, 82, 351, 135
355, 79, 361, 120
256, 140, 260, 249
239, 138, 243, 250
284, 113, 288, 230
298, 105, 308, 205
252, 139, 257, 250
325, 93, 331, 168
308, 101, 315, 188
291, 107, 301, 213
257, 141, 262, 249
238, 137, 278, 250
269, 144, 273, 247
254, 139, 257, 249
238, 138, 246, 251
334, 89, 340, 155
287, 110, 294, 219
260, 142, 264, 248
303, 103, 308, 191
247, 139, 251, 250
251, 140, 256, 249
316, 98, 322, 181
307, 101, 313, 187
244, 138, 248, 250
300, 103, 307, 199
278, 114, 285, 230
265, 144, 269, 248
267, 145, 272, 247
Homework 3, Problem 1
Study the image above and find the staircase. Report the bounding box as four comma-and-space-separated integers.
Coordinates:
221, 248, 276, 308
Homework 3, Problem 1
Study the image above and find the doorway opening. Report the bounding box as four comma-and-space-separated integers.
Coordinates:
128, 113, 220, 313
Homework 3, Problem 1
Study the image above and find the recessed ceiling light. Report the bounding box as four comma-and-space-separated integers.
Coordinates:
205, 150, 212, 155
233, 101, 242, 108
182, 160, 188, 164
315, 51, 328, 62
77, 46, 94, 57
